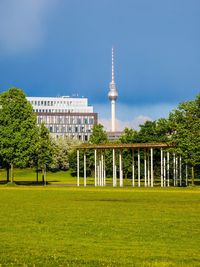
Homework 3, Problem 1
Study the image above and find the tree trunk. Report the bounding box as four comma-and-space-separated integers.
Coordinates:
42, 167, 44, 185
36, 165, 39, 183
191, 166, 194, 186
6, 165, 10, 182
10, 163, 14, 183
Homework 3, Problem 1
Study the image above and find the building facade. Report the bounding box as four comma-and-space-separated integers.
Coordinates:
27, 96, 98, 141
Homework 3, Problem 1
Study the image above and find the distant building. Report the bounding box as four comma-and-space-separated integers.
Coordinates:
27, 96, 98, 141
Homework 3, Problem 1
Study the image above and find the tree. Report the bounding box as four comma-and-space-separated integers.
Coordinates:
51, 136, 80, 170
0, 88, 38, 183
35, 123, 53, 184
89, 124, 108, 144
168, 94, 200, 185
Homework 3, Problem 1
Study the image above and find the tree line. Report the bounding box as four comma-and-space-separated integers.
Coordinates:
0, 87, 199, 184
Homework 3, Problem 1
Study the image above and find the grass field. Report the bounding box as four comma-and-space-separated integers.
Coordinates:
0, 187, 200, 266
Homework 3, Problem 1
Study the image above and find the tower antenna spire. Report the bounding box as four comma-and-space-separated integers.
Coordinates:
112, 47, 115, 83
108, 47, 118, 132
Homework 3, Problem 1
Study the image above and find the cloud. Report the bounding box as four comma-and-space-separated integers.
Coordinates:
0, 0, 56, 55
99, 116, 152, 131
95, 102, 176, 131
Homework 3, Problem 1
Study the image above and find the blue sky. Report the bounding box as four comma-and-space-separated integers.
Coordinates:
0, 0, 199, 130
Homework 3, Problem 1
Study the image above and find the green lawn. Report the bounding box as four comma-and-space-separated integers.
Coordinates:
0, 187, 200, 266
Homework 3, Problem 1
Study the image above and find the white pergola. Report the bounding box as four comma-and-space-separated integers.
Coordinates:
76, 143, 187, 187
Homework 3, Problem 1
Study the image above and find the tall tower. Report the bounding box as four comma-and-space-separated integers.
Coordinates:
108, 47, 118, 132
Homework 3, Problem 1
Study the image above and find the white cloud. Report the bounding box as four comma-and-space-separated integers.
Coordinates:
99, 116, 152, 131
0, 0, 56, 55
95, 102, 176, 131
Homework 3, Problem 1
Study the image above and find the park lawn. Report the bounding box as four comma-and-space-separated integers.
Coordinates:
0, 187, 200, 266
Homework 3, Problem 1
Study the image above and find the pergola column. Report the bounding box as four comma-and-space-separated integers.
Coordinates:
119, 150, 123, 187
147, 149, 150, 187
151, 148, 154, 187
84, 151, 86, 187
94, 149, 97, 187
164, 151, 166, 187
77, 150, 80, 186
138, 148, 140, 187
161, 148, 163, 187
113, 149, 116, 187
179, 155, 182, 186
132, 149, 135, 187
167, 151, 170, 187
173, 153, 176, 187
144, 149, 147, 187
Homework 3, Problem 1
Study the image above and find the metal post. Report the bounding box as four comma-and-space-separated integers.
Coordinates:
138, 148, 140, 187
176, 156, 178, 186
77, 150, 80, 187
84, 151, 86, 187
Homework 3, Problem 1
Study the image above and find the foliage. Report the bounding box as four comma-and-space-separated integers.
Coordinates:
0, 88, 38, 181
51, 136, 80, 170
169, 94, 200, 166
89, 124, 108, 144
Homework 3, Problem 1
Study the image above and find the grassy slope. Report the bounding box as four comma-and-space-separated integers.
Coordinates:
0, 187, 200, 266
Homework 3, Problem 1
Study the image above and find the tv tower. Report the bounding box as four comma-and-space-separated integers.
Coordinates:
108, 47, 118, 132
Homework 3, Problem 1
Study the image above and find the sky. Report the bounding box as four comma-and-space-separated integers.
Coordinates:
0, 0, 199, 130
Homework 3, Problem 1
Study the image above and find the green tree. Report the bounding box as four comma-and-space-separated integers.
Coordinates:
169, 94, 200, 185
89, 124, 108, 144
0, 88, 38, 183
51, 136, 80, 170
36, 123, 53, 184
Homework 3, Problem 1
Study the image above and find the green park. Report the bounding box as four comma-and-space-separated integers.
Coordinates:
0, 88, 200, 266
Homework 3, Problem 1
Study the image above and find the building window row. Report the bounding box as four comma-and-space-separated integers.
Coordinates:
30, 100, 86, 107
47, 124, 92, 133
37, 115, 94, 125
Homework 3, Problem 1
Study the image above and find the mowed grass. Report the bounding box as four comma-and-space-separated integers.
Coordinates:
0, 187, 200, 266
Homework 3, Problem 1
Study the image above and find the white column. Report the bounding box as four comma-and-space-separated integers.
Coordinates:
84, 152, 86, 187
77, 150, 80, 187
111, 100, 116, 132
113, 149, 116, 187
94, 149, 97, 187
161, 148, 163, 187
164, 151, 166, 187
167, 151, 170, 187
144, 149, 147, 187
179, 155, 182, 186
119, 150, 123, 187
173, 153, 176, 187
101, 153, 104, 186
132, 149, 135, 187
97, 164, 100, 186
176, 156, 178, 186
103, 152, 106, 186
151, 148, 154, 187
99, 156, 102, 187
138, 148, 140, 187
147, 150, 150, 187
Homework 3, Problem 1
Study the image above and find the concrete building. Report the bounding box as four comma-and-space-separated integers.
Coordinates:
27, 96, 98, 141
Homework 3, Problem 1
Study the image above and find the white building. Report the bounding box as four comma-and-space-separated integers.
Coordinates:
27, 96, 98, 141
